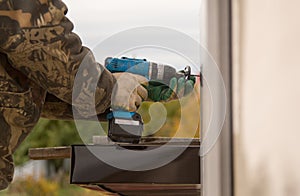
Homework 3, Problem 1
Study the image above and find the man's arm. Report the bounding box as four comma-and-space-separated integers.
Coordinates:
41, 93, 110, 121
0, 0, 115, 116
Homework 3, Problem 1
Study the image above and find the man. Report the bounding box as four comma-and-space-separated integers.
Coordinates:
0, 0, 195, 190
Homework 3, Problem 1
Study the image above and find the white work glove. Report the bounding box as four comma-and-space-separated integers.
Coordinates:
111, 73, 148, 111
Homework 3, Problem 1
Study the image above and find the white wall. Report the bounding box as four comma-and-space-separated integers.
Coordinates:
233, 0, 300, 195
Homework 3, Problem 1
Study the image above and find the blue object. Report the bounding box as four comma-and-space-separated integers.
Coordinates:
105, 57, 150, 79
107, 110, 143, 143
107, 111, 137, 120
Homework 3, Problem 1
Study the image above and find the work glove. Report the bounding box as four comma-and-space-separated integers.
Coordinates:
146, 77, 195, 102
111, 73, 148, 111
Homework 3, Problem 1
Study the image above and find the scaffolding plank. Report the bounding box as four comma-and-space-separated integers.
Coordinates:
29, 146, 71, 160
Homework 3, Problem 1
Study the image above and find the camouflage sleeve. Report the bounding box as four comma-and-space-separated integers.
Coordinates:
41, 93, 109, 121
0, 0, 115, 117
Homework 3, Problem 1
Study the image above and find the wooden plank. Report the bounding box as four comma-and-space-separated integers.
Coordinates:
79, 184, 201, 196
140, 137, 200, 146
103, 183, 201, 191
29, 146, 71, 160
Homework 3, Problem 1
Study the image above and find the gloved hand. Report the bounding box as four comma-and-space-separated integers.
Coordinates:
146, 77, 195, 102
111, 73, 148, 111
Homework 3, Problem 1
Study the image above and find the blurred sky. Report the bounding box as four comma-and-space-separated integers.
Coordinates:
63, 0, 202, 70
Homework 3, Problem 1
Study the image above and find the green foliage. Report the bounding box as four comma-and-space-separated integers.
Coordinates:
7, 176, 59, 196
138, 94, 200, 138
1, 175, 101, 196
13, 119, 83, 166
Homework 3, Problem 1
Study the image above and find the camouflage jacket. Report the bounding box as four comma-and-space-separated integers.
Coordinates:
0, 0, 115, 120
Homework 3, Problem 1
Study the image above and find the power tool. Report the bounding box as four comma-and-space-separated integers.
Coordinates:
105, 57, 199, 143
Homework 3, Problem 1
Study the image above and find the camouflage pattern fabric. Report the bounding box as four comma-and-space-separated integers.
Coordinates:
0, 0, 115, 190
0, 52, 45, 189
